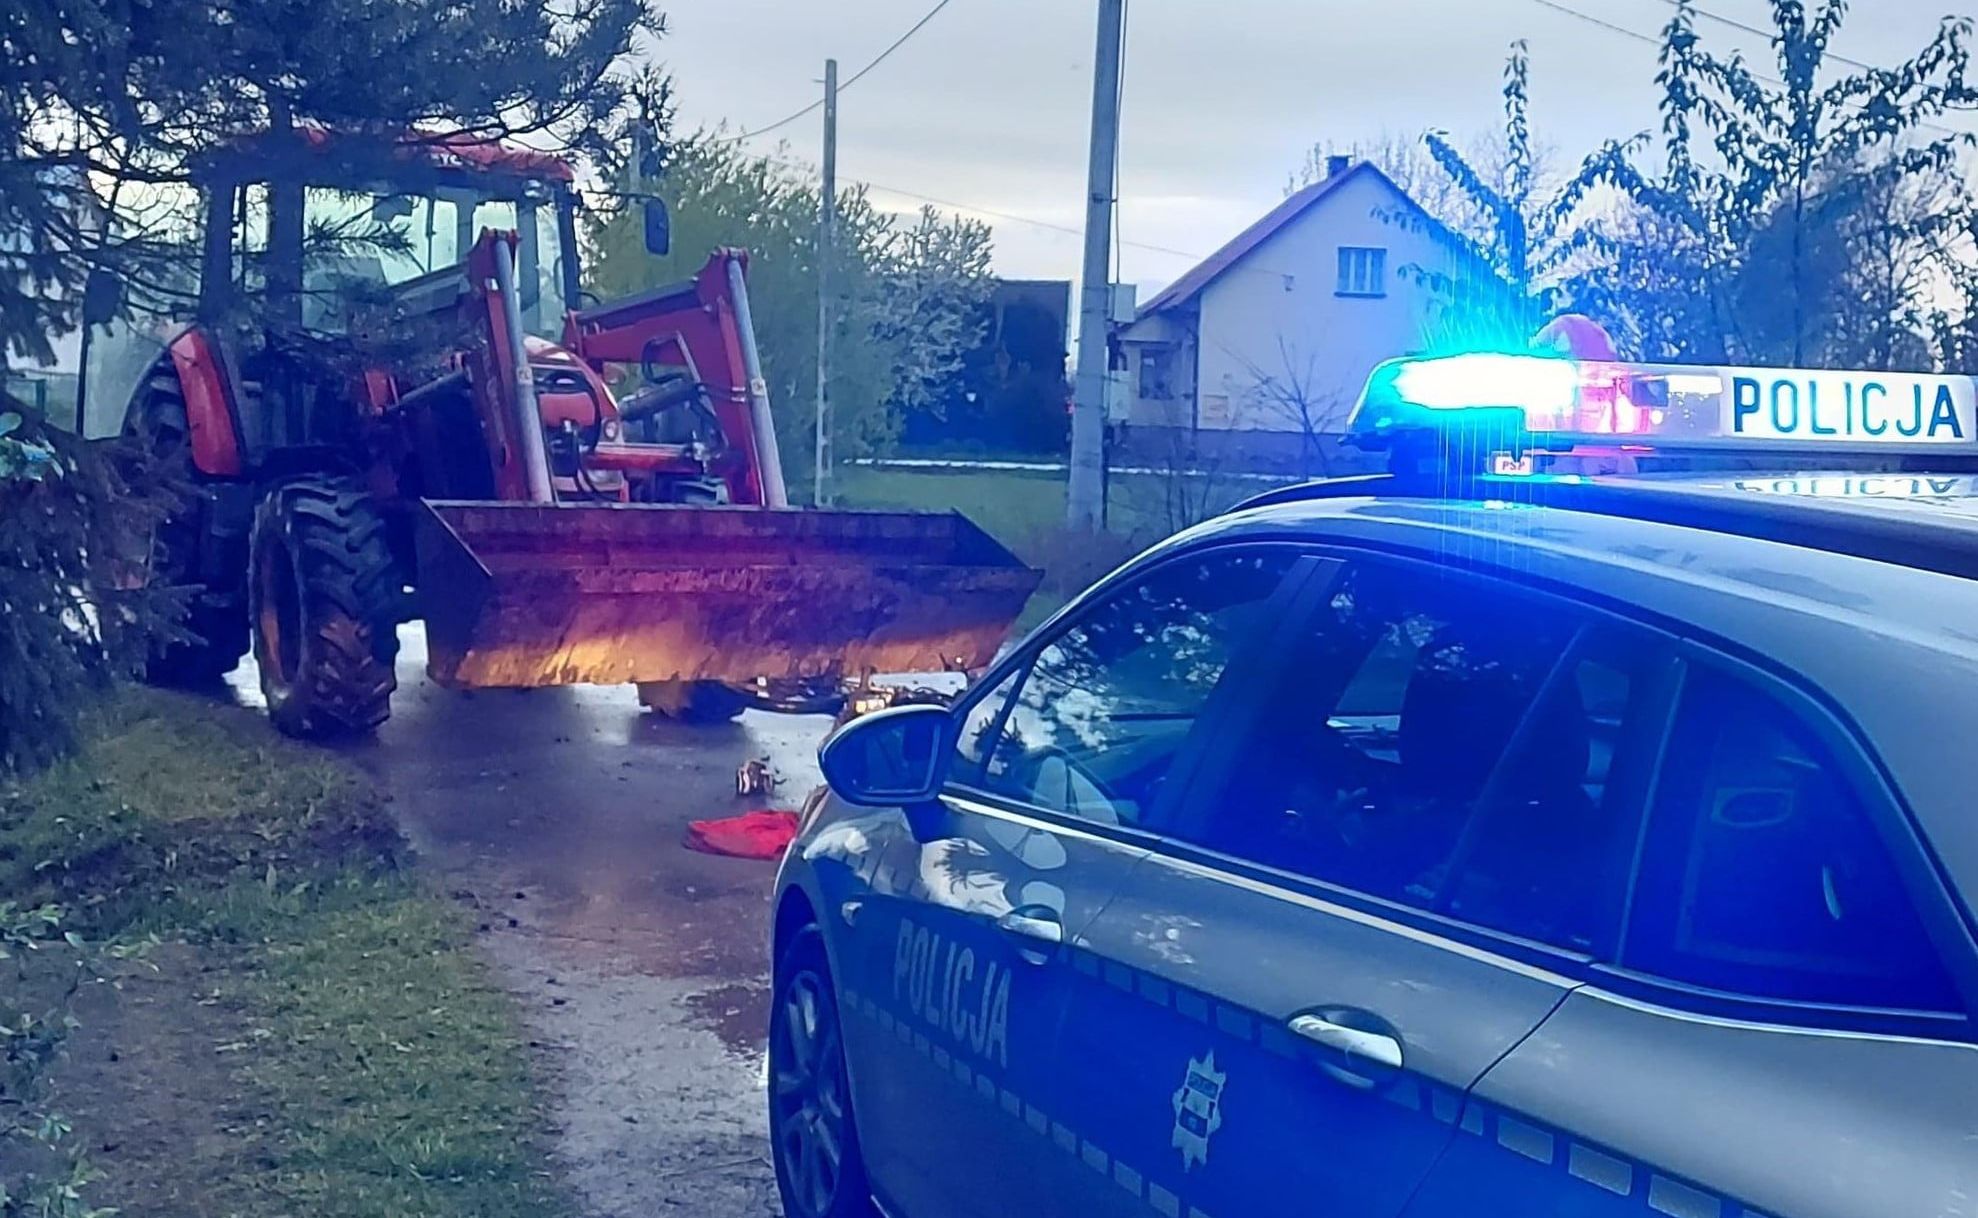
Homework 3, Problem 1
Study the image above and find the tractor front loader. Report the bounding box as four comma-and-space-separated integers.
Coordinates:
84, 134, 1038, 736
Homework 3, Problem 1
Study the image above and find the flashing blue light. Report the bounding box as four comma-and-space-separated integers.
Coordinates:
1390, 354, 1580, 417
1355, 350, 1978, 453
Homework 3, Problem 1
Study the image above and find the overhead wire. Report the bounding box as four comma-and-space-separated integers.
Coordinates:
725, 0, 1317, 285
749, 0, 1975, 281
1663, 0, 1876, 72
867, 182, 1210, 265
855, 173, 1323, 288
835, 0, 961, 95
720, 0, 1211, 269
730, 0, 959, 141
1525, 0, 1974, 138
753, 150, 1207, 261
1526, 0, 1666, 47
716, 0, 1973, 286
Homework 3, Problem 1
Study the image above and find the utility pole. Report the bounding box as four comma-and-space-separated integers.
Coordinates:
1067, 0, 1124, 531
814, 57, 839, 506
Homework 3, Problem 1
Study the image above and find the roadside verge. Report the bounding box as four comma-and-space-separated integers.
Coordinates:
0, 687, 567, 1218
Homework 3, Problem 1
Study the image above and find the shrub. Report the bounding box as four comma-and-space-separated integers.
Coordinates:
0, 401, 185, 774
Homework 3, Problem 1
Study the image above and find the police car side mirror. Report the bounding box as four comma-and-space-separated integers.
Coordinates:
819, 704, 953, 809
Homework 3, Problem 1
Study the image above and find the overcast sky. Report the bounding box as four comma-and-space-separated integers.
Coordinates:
655, 0, 1978, 297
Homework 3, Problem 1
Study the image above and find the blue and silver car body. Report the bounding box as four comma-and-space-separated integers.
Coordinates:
769, 353, 1978, 1218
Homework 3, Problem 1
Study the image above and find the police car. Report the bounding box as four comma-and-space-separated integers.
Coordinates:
769, 348, 1978, 1218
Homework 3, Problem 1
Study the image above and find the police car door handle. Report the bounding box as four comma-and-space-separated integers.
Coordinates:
1288, 1014, 1404, 1080
996, 908, 1063, 955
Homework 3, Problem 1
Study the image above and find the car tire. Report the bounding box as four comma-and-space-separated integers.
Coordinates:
250, 477, 402, 739
769, 924, 876, 1218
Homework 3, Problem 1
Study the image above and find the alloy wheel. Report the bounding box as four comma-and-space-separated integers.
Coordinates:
771, 971, 849, 1217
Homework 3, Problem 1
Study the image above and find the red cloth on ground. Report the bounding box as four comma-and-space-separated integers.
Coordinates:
684, 809, 799, 860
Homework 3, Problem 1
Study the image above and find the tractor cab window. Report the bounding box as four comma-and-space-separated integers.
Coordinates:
231, 181, 571, 337
300, 186, 570, 336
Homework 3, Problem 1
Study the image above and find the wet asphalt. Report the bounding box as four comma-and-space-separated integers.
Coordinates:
229, 625, 829, 1215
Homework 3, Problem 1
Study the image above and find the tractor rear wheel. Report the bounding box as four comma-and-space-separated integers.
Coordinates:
250, 477, 403, 738
131, 370, 250, 685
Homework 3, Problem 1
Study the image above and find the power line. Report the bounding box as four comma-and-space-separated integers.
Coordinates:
1526, 0, 1970, 137
753, 146, 1334, 283
849, 173, 1206, 262
1527, 0, 1662, 47
1663, 0, 1877, 73
745, 0, 1973, 283
838, 0, 960, 93
732, 0, 959, 141
856, 173, 1338, 291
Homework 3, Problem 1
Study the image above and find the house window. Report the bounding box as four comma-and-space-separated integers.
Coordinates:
1336, 246, 1386, 297
1139, 347, 1175, 400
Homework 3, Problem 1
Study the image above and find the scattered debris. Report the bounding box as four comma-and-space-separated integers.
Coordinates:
832, 680, 956, 729
734, 757, 776, 798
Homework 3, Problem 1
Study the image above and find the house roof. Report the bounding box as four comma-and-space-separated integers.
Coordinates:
1136, 161, 1472, 318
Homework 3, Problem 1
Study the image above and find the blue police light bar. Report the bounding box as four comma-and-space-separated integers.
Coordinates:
1352, 354, 1978, 455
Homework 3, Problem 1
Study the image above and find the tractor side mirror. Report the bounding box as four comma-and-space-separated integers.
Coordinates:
80, 268, 122, 326
642, 197, 671, 257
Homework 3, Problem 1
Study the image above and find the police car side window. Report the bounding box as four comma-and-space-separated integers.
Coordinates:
955, 550, 1294, 827
1187, 561, 1655, 953
1626, 668, 1960, 1012
1434, 633, 1650, 950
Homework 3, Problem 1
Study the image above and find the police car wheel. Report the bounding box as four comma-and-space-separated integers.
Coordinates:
770, 926, 873, 1218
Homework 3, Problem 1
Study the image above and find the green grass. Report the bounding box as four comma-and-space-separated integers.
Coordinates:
1, 688, 394, 937
234, 883, 560, 1218
836, 464, 1293, 630
0, 688, 565, 1218
837, 465, 1071, 544
837, 463, 1291, 544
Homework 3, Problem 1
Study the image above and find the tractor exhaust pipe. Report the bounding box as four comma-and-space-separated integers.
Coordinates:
494, 233, 555, 504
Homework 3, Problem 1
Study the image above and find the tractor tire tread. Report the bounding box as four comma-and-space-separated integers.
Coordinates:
131, 364, 251, 685
253, 476, 402, 739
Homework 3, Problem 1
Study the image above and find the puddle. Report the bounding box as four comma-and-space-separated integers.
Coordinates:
685, 980, 774, 1057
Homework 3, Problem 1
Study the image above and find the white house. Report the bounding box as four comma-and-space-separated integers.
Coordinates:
1116, 157, 1492, 469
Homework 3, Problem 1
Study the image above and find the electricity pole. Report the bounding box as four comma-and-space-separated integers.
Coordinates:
814, 57, 839, 506
1067, 0, 1124, 530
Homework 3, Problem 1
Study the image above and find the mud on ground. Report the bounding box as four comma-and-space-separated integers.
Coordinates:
298, 631, 836, 1217
50, 944, 267, 1217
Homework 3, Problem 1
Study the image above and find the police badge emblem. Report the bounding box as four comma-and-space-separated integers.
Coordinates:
1170, 1050, 1225, 1170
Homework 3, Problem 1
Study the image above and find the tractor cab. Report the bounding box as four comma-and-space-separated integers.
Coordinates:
193, 132, 593, 339
80, 131, 666, 444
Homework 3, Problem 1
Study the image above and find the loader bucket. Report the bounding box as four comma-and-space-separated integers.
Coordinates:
414, 501, 1044, 689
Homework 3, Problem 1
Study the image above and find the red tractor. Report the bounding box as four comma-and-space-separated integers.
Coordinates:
80, 133, 1037, 735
